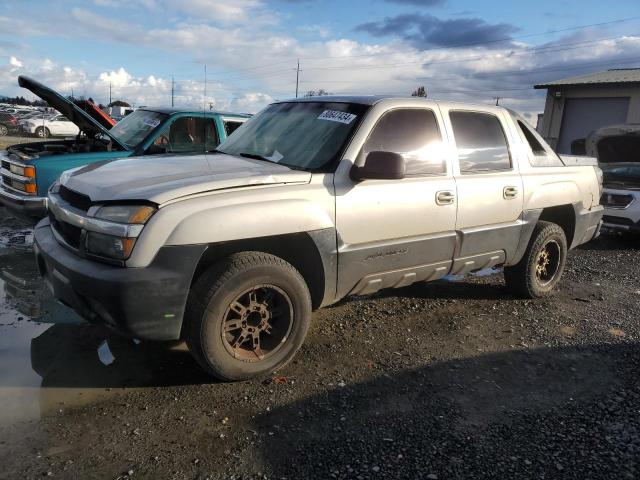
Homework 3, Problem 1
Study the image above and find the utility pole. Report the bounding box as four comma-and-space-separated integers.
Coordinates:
171, 76, 175, 107
295, 59, 300, 98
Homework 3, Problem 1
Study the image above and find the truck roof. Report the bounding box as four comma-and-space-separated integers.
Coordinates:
277, 95, 506, 112
139, 107, 251, 117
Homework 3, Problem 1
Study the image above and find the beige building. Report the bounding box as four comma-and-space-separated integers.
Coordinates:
535, 68, 640, 153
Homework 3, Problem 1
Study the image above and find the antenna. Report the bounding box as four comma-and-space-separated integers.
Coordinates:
295, 59, 300, 98
494, 96, 501, 106
109, 82, 112, 105
171, 76, 175, 107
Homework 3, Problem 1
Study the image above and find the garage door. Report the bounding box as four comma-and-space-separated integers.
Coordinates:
557, 97, 630, 153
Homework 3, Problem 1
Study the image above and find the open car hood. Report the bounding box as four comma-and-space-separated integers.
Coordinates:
18, 76, 127, 150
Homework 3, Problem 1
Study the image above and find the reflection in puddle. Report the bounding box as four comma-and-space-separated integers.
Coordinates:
0, 214, 209, 426
0, 230, 85, 426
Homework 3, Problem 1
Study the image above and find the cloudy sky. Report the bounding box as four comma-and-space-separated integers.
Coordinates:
1, 0, 639, 119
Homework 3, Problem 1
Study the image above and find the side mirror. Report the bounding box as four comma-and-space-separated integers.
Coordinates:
350, 151, 406, 181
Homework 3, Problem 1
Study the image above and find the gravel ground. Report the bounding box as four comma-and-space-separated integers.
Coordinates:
0, 221, 638, 480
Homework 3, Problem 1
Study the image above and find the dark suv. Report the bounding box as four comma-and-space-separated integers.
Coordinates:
0, 113, 18, 137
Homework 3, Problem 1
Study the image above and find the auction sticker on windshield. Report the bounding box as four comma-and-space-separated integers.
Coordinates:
317, 110, 357, 124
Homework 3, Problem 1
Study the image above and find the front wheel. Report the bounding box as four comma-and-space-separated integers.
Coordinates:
504, 221, 568, 298
0, 124, 8, 136
185, 252, 312, 381
35, 126, 50, 138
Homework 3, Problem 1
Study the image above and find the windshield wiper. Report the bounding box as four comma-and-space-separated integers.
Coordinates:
238, 152, 272, 162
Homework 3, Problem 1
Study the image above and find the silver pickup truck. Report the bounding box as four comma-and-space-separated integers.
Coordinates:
34, 96, 603, 381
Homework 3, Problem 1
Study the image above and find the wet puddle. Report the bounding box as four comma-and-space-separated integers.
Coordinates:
0, 213, 208, 427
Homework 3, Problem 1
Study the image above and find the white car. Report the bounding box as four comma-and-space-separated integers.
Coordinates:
22, 114, 80, 138
586, 124, 640, 235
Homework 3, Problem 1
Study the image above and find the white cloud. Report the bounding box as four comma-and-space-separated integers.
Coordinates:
9, 56, 22, 69
1, 3, 640, 120
166, 0, 273, 24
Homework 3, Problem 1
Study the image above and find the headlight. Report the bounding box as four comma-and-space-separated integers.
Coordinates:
85, 231, 136, 260
84, 204, 156, 260
93, 204, 156, 224
9, 163, 35, 178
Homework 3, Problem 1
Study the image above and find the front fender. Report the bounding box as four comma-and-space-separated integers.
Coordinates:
128, 192, 335, 268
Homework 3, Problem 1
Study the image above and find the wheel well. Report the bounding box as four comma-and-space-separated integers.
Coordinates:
539, 204, 576, 247
191, 232, 327, 310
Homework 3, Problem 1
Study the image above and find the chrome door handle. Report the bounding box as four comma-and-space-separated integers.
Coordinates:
436, 190, 455, 205
503, 186, 518, 199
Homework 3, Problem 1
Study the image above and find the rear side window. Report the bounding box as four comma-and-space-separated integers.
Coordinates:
224, 120, 244, 137
517, 120, 546, 154
363, 109, 445, 176
450, 111, 511, 173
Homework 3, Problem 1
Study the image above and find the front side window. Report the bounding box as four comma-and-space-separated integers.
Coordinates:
217, 101, 368, 171
224, 120, 244, 137
110, 110, 169, 148
450, 111, 511, 173
153, 117, 219, 153
362, 108, 445, 176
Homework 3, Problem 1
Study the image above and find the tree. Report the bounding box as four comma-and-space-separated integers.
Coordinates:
108, 100, 131, 108
411, 86, 427, 97
304, 89, 331, 97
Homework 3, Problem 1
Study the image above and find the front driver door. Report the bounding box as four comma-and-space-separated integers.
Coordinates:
335, 105, 458, 298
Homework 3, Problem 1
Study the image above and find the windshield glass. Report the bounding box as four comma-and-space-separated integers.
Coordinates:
216, 101, 368, 171
109, 110, 169, 147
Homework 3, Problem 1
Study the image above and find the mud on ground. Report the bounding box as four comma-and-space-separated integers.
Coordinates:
0, 211, 638, 479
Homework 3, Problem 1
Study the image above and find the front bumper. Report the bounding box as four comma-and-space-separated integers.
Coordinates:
0, 186, 47, 221
34, 219, 207, 341
601, 214, 640, 234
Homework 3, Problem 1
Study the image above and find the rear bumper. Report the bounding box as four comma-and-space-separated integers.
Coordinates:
34, 218, 207, 341
0, 186, 47, 221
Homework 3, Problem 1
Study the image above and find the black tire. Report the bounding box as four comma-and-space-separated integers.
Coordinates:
0, 124, 8, 137
35, 126, 50, 138
504, 221, 568, 298
185, 252, 312, 381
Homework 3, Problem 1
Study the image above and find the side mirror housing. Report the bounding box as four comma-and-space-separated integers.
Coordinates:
350, 151, 406, 181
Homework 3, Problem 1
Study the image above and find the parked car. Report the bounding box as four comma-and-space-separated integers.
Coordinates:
34, 96, 603, 381
0, 75, 250, 220
586, 124, 640, 234
0, 112, 19, 136
21, 113, 80, 138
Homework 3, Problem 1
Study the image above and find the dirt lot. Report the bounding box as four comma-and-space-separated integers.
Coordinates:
0, 134, 37, 150
0, 211, 638, 480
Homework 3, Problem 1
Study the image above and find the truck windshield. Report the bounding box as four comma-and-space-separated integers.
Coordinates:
110, 110, 169, 148
216, 101, 368, 171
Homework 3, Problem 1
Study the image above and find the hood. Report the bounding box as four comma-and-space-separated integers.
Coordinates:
601, 162, 640, 189
61, 153, 312, 204
18, 76, 126, 150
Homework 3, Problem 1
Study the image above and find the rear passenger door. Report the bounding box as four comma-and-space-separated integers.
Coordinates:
335, 106, 457, 298
440, 107, 524, 273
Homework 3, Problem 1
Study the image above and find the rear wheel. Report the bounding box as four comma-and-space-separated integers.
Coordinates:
185, 252, 312, 381
35, 126, 50, 138
504, 221, 567, 298
0, 124, 8, 136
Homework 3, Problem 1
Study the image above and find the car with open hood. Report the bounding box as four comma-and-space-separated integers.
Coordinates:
0, 76, 250, 221
585, 124, 640, 234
